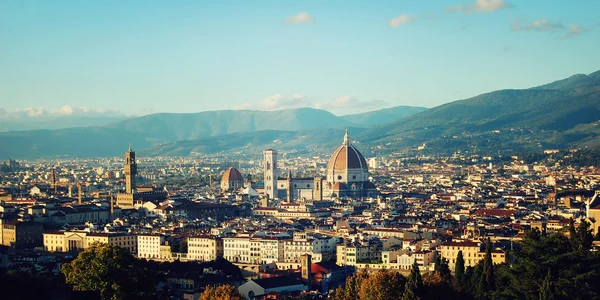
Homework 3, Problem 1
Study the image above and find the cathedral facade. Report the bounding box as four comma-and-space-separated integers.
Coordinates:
265, 130, 377, 201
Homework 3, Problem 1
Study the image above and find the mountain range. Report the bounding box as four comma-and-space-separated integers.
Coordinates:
358, 70, 600, 154
1, 70, 599, 159
0, 106, 423, 159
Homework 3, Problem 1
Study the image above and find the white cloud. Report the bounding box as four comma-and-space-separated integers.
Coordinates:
447, 0, 510, 12
235, 94, 313, 111
561, 24, 589, 39
388, 14, 417, 28
1, 106, 123, 119
285, 12, 314, 24
511, 19, 564, 32
236, 94, 389, 112
315, 96, 388, 110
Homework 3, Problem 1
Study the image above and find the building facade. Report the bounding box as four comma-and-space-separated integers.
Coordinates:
187, 235, 224, 261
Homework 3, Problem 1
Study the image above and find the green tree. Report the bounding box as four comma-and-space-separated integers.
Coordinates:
539, 270, 554, 300
496, 228, 600, 299
478, 238, 495, 297
357, 269, 405, 300
401, 284, 419, 300
403, 261, 423, 299
437, 256, 452, 282
199, 285, 243, 300
575, 219, 593, 252
329, 268, 369, 300
61, 242, 160, 300
179, 238, 188, 253
454, 250, 465, 290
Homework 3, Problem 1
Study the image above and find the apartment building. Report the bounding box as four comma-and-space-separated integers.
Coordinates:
43, 231, 136, 253
137, 234, 165, 259
187, 235, 223, 261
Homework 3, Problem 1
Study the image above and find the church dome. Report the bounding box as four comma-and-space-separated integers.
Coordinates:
222, 167, 243, 182
327, 130, 368, 171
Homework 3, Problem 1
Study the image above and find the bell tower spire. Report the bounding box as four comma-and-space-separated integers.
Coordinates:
124, 146, 137, 194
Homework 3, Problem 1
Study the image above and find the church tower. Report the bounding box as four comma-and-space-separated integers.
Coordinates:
124, 145, 137, 194
287, 169, 293, 202
300, 254, 312, 290
263, 149, 277, 199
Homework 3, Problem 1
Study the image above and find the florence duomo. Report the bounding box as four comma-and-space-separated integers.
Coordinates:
263, 129, 378, 201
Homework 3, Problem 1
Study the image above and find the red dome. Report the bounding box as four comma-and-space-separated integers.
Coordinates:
327, 130, 368, 171
222, 167, 243, 182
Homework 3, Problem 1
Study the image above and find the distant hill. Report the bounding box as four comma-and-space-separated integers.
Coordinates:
340, 106, 428, 126
359, 70, 600, 154
0, 116, 130, 132
142, 128, 369, 157
0, 108, 359, 159
103, 108, 353, 141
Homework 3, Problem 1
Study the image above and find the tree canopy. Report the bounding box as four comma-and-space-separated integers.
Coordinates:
199, 285, 243, 300
61, 242, 162, 300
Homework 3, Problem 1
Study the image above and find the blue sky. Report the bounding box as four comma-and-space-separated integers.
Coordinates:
1, 0, 599, 117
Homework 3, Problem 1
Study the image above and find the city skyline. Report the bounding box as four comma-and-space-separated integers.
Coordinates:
2, 0, 600, 118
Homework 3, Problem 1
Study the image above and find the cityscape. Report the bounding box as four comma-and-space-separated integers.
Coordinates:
2, 1, 600, 300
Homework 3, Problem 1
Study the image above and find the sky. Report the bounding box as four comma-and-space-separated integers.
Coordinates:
1, 0, 599, 118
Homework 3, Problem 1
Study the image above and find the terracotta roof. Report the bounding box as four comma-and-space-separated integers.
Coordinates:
222, 167, 243, 182
327, 131, 368, 171
472, 209, 516, 217
442, 240, 479, 247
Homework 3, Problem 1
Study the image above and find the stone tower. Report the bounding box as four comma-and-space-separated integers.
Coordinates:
263, 149, 277, 199
300, 254, 312, 290
313, 177, 323, 201
124, 145, 137, 194
287, 170, 293, 202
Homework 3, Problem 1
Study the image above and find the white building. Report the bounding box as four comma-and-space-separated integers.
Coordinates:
137, 234, 165, 259
223, 236, 251, 263
187, 235, 223, 261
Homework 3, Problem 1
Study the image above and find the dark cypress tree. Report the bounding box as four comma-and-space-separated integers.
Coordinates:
569, 217, 578, 249
483, 238, 495, 291
434, 255, 442, 273
439, 256, 452, 282
576, 219, 593, 252
405, 260, 423, 298
401, 283, 419, 300
539, 270, 554, 300
477, 239, 495, 299
454, 250, 465, 288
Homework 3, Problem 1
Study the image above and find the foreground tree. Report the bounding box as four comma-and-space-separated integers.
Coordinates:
495, 228, 600, 299
62, 242, 161, 300
329, 269, 369, 300
357, 269, 405, 300
402, 261, 423, 299
454, 250, 465, 290
199, 285, 243, 300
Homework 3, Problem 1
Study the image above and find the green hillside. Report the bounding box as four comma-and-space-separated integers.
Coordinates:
340, 106, 428, 127
359, 70, 600, 153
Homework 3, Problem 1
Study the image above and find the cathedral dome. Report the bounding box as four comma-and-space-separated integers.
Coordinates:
327, 130, 368, 172
222, 167, 243, 183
